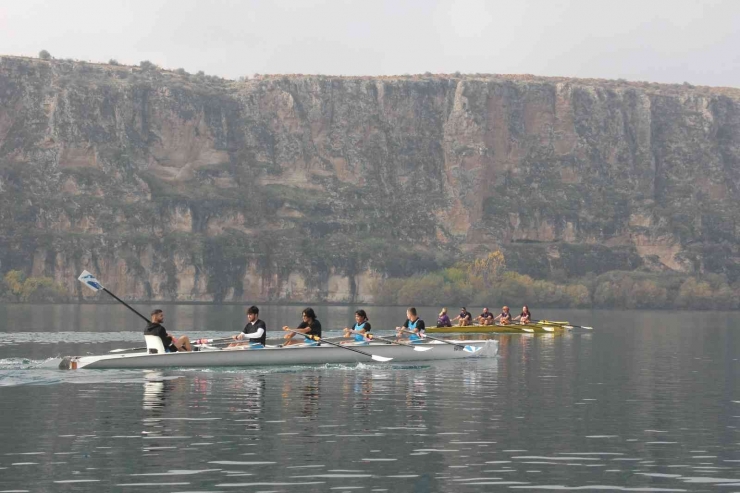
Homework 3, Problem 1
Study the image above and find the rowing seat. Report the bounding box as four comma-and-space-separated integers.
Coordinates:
145, 335, 166, 354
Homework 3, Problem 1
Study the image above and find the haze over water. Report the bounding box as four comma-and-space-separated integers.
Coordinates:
0, 304, 738, 492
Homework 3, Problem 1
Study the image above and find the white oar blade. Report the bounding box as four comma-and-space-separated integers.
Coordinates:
413, 346, 433, 352
582, 326, 593, 330
521, 328, 534, 333
564, 325, 574, 329
542, 326, 554, 332
78, 270, 104, 292
371, 355, 393, 362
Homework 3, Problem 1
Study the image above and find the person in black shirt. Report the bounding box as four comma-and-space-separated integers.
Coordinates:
494, 306, 513, 325
144, 309, 192, 352
230, 305, 267, 347
283, 307, 322, 346
452, 307, 473, 326
476, 307, 494, 326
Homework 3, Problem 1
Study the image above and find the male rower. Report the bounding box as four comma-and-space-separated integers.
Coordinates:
230, 305, 267, 348
144, 309, 192, 352
396, 307, 426, 342
451, 307, 472, 326
476, 307, 494, 326
493, 306, 512, 325
283, 307, 322, 346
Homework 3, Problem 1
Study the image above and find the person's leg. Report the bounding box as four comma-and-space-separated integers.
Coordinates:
175, 335, 192, 351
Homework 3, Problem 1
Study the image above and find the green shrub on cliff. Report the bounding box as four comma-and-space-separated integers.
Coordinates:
2, 270, 69, 302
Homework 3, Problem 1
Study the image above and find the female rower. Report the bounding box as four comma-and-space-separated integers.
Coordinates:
343, 309, 371, 344
493, 306, 512, 325
437, 307, 452, 327
396, 307, 426, 342
283, 307, 322, 346
512, 306, 532, 325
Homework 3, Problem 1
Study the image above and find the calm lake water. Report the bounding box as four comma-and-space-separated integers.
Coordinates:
0, 303, 739, 492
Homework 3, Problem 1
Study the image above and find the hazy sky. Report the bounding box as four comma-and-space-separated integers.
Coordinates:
1, 0, 738, 86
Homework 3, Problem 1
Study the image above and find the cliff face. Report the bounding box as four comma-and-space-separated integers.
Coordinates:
1, 56, 739, 302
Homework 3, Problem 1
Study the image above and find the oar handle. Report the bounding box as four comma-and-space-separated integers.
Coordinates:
399, 328, 466, 349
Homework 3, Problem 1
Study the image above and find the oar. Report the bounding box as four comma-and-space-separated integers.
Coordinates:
78, 270, 150, 323
109, 337, 235, 353
398, 329, 479, 354
283, 328, 393, 362
363, 333, 432, 352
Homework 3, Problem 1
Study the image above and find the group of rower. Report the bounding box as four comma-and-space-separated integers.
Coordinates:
437, 306, 532, 327
142, 306, 428, 352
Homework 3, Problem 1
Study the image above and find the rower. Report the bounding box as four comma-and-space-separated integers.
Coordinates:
144, 309, 192, 352
437, 307, 452, 327
283, 307, 322, 346
343, 309, 371, 344
493, 306, 512, 325
452, 307, 472, 326
396, 307, 426, 342
476, 307, 494, 326
512, 306, 532, 325
230, 305, 267, 348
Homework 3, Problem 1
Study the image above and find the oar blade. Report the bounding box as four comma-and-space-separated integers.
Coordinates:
463, 345, 481, 354
412, 346, 433, 352
521, 327, 534, 333
78, 270, 104, 292
542, 326, 554, 332
371, 355, 393, 362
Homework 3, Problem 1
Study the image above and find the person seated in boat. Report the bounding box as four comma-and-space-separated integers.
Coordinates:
343, 309, 371, 344
437, 307, 452, 327
512, 306, 532, 325
451, 307, 472, 326
144, 309, 192, 352
230, 305, 267, 348
396, 307, 426, 342
283, 307, 322, 346
493, 306, 512, 325
476, 307, 494, 326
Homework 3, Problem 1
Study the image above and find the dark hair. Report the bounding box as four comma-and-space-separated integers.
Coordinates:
150, 309, 163, 317
407, 307, 417, 316
461, 307, 466, 310
355, 309, 368, 321
522, 305, 530, 314
302, 307, 316, 321
247, 305, 259, 315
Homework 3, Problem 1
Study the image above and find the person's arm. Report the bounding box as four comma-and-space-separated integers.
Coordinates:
283, 322, 310, 338
512, 315, 521, 322
416, 320, 426, 334
242, 328, 265, 339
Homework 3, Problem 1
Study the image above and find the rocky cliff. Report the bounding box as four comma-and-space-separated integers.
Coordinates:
1, 56, 739, 302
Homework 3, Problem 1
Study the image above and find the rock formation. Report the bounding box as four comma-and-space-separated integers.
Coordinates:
1, 56, 739, 301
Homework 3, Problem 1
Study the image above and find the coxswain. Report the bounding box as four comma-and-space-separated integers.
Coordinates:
230, 305, 267, 348
451, 307, 473, 327
144, 309, 192, 352
283, 307, 322, 346
494, 306, 512, 325
396, 307, 426, 342
512, 306, 532, 325
343, 309, 371, 344
476, 307, 494, 326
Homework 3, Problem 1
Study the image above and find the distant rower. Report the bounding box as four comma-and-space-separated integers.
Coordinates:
512, 306, 531, 325
144, 309, 192, 352
452, 307, 473, 327
476, 307, 494, 326
494, 306, 512, 325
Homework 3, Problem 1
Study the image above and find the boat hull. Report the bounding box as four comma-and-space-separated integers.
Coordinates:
426, 324, 565, 334
60, 340, 497, 370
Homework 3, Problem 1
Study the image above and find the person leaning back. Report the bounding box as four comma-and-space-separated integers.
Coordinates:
144, 309, 192, 352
